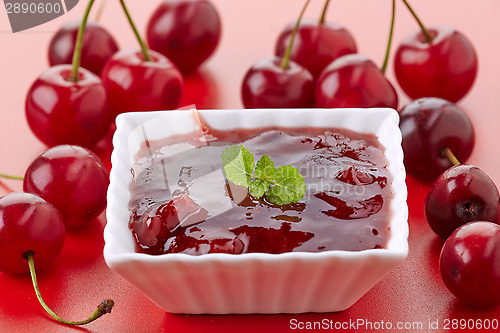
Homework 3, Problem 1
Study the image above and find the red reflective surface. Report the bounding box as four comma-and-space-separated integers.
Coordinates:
1, 1, 500, 332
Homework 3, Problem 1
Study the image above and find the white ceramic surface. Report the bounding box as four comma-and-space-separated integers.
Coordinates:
104, 108, 408, 314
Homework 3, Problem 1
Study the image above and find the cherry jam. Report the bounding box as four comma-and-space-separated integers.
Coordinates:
128, 125, 393, 255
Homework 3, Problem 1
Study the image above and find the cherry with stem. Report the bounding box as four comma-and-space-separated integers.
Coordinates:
48, 0, 118, 76
401, 0, 433, 42
399, 97, 475, 182
315, 0, 398, 109
100, 0, 183, 117
394, 0, 478, 103
274, 0, 357, 79
241, 0, 314, 109
425, 135, 499, 241
27, 0, 111, 148
0, 192, 114, 325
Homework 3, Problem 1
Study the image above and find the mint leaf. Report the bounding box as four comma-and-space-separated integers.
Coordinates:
221, 145, 306, 205
249, 179, 271, 199
266, 165, 306, 205
254, 154, 276, 181
221, 145, 254, 187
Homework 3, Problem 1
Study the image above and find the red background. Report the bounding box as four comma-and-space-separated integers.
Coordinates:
1, 0, 499, 332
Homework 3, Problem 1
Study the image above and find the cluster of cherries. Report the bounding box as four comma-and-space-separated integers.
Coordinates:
240, 0, 477, 110
1, 0, 222, 326
26, 0, 221, 153
402, 98, 500, 308
0, 145, 110, 325
241, 0, 499, 308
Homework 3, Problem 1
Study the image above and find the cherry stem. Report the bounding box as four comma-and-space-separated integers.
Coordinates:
401, 0, 433, 43
24, 251, 114, 326
119, 0, 152, 62
94, 0, 107, 22
69, 0, 95, 82
0, 173, 23, 180
319, 0, 331, 24
442, 147, 461, 166
280, 0, 311, 70
381, 0, 395, 74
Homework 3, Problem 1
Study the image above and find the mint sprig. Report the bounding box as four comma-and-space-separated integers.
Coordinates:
221, 145, 306, 205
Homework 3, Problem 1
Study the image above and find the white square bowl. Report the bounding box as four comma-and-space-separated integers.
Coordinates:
103, 108, 408, 314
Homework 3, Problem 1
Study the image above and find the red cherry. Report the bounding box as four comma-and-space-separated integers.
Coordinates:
146, 0, 221, 73
23, 145, 109, 229
48, 21, 119, 76
241, 56, 314, 109
394, 26, 478, 103
425, 165, 500, 239
274, 19, 357, 79
399, 97, 475, 182
131, 195, 201, 255
0, 192, 65, 274
100, 49, 183, 118
440, 222, 500, 308
315, 54, 398, 109
25, 65, 111, 148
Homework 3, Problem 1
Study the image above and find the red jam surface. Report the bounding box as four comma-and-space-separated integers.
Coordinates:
128, 125, 393, 255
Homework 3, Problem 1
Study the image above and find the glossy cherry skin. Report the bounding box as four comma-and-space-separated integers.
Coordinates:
48, 20, 119, 76
440, 222, 500, 308
425, 165, 500, 239
25, 65, 111, 148
241, 56, 314, 109
275, 19, 357, 79
315, 54, 398, 109
0, 192, 65, 274
23, 145, 109, 229
146, 0, 221, 73
394, 26, 478, 103
399, 97, 475, 182
131, 195, 198, 255
100, 49, 183, 118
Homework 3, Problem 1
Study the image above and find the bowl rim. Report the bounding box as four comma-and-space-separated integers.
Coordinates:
104, 108, 409, 266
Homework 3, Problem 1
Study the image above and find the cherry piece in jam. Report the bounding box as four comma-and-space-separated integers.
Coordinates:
130, 195, 204, 254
